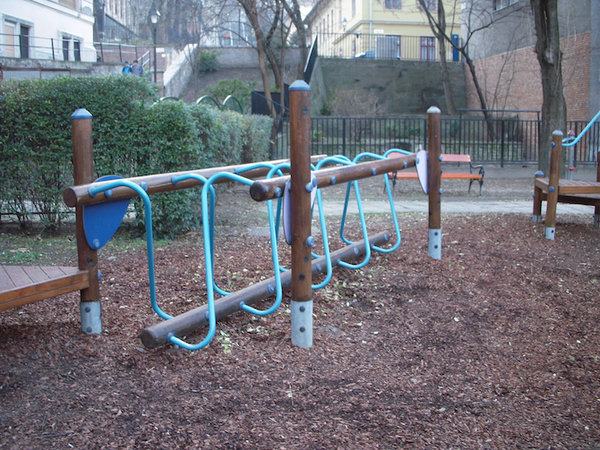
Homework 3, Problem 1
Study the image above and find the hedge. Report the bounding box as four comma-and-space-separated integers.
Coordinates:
0, 76, 273, 238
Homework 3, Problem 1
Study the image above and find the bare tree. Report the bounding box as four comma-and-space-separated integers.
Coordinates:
418, 0, 524, 132
418, 0, 458, 115
530, 0, 566, 174
281, 0, 309, 81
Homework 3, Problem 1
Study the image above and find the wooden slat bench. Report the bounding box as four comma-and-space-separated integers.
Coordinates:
0, 265, 89, 311
388, 153, 485, 195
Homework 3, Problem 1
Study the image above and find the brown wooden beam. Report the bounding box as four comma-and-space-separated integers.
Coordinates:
64, 156, 327, 207
140, 232, 390, 349
249, 153, 417, 202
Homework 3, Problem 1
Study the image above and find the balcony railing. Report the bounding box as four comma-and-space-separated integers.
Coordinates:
0, 33, 96, 62
314, 32, 460, 62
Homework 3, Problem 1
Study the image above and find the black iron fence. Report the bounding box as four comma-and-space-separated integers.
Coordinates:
274, 116, 600, 166
315, 32, 461, 62
0, 32, 97, 62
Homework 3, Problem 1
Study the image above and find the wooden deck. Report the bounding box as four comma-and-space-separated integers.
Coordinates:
0, 265, 89, 311
535, 177, 600, 196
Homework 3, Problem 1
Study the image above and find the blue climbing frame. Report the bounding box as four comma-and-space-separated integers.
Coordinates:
65, 85, 444, 351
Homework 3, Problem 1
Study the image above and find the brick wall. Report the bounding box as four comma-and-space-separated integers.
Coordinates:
465, 32, 591, 121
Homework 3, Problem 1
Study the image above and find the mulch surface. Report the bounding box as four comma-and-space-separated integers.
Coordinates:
1, 177, 600, 448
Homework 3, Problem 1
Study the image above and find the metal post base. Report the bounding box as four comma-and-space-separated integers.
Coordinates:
544, 227, 555, 240
428, 228, 442, 260
80, 301, 102, 334
291, 300, 313, 348
532, 215, 543, 223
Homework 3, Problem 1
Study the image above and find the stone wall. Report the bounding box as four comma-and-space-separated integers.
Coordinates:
311, 58, 466, 116
0, 56, 124, 81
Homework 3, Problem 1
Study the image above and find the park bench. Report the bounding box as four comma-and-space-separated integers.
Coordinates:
388, 153, 485, 195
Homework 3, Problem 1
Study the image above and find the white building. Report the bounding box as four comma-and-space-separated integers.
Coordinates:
1, 0, 96, 62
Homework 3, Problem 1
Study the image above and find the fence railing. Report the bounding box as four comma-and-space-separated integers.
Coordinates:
315, 32, 461, 62
0, 32, 155, 67
94, 41, 151, 65
0, 32, 96, 62
274, 116, 600, 166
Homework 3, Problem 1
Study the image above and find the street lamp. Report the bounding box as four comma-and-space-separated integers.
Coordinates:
150, 10, 160, 83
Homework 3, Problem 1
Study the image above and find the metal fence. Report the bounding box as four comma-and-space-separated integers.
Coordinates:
0, 32, 154, 67
315, 32, 461, 62
274, 116, 600, 166
0, 32, 97, 62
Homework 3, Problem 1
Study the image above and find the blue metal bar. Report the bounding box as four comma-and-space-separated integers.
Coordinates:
88, 179, 172, 321
563, 110, 600, 147
347, 152, 402, 253
338, 179, 371, 269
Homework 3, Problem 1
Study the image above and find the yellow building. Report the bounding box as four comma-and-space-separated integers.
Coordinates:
305, 0, 461, 61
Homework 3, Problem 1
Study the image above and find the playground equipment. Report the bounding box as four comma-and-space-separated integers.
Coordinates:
195, 95, 244, 113
533, 114, 600, 239
3, 80, 447, 351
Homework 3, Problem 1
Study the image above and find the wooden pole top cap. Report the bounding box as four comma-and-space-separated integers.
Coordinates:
71, 109, 92, 119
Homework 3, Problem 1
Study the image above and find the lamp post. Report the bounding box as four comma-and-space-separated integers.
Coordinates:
150, 10, 160, 84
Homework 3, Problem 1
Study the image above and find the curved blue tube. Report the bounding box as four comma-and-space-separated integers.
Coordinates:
352, 152, 402, 253
338, 179, 371, 269
167, 172, 257, 350
563, 110, 600, 147
88, 179, 172, 321
383, 148, 414, 157
338, 152, 402, 254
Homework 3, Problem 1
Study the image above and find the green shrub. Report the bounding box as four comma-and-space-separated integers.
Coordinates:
201, 78, 255, 114
0, 76, 272, 238
194, 49, 219, 74
0, 76, 156, 229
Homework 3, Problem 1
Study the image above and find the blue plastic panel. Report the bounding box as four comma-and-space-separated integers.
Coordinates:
83, 175, 130, 250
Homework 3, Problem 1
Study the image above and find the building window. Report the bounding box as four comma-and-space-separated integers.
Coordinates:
376, 35, 401, 59
352, 0, 356, 17
74, 40, 81, 61
3, 21, 17, 58
19, 25, 30, 59
385, 0, 402, 9
62, 37, 70, 61
59, 0, 78, 9
493, 0, 518, 10
2, 20, 31, 59
418, 0, 437, 9
420, 36, 435, 61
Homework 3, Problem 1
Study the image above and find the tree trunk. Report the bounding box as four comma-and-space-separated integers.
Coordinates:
463, 53, 495, 139
530, 0, 567, 175
239, 0, 276, 118
435, 0, 457, 115
282, 0, 309, 80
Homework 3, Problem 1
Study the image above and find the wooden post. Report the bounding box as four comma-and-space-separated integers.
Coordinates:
427, 107, 442, 259
71, 109, 101, 333
544, 130, 563, 240
532, 170, 544, 223
289, 80, 313, 348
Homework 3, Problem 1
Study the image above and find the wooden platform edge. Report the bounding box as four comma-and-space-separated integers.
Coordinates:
0, 268, 89, 312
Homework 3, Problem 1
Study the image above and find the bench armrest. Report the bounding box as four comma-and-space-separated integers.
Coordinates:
470, 163, 485, 177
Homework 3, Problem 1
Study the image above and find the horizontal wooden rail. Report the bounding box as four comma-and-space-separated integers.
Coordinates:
249, 153, 417, 202
140, 231, 390, 349
63, 155, 328, 207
